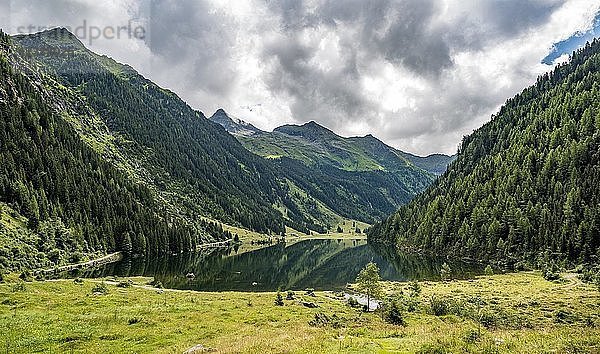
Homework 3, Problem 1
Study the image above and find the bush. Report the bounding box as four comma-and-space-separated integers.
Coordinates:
148, 279, 163, 289
463, 329, 481, 344
19, 270, 32, 282
117, 280, 134, 288
0, 270, 4, 283
91, 282, 109, 295
554, 309, 577, 324
128, 317, 142, 325
543, 270, 561, 282
384, 300, 406, 326
428, 295, 451, 316
347, 296, 360, 309
440, 263, 452, 281
478, 309, 498, 329
484, 265, 494, 276
543, 262, 561, 282
305, 288, 316, 297
309, 313, 344, 328
409, 280, 421, 297
11, 281, 26, 293
286, 290, 295, 300
274, 292, 284, 306
69, 252, 84, 264
73, 278, 84, 284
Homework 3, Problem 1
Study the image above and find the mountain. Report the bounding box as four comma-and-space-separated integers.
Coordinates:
232, 120, 454, 176
11, 28, 289, 236
209, 109, 262, 136
2, 27, 449, 255
0, 30, 237, 270
209, 116, 454, 226
369, 39, 600, 266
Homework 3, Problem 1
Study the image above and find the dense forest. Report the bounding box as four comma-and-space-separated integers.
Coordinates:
369, 40, 600, 266
12, 28, 289, 235
0, 31, 227, 270
11, 28, 442, 237
214, 112, 450, 225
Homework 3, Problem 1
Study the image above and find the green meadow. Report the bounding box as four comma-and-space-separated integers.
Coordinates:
0, 272, 598, 353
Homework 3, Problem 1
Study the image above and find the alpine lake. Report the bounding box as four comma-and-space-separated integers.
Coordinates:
64, 238, 484, 292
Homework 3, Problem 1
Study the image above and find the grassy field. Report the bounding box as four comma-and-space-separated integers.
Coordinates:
1, 272, 598, 353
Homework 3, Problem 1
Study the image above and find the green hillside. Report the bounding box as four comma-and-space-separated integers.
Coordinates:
369, 40, 600, 266
0, 30, 223, 270
212, 113, 454, 225
235, 121, 453, 176
12, 28, 291, 235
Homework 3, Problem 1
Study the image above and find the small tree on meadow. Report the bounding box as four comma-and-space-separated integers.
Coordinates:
355, 262, 383, 311
440, 262, 452, 281
274, 292, 284, 306
484, 265, 494, 276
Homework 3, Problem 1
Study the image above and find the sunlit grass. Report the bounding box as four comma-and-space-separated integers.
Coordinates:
0, 272, 598, 353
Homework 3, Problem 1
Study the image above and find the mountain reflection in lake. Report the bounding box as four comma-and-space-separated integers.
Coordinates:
78, 239, 482, 291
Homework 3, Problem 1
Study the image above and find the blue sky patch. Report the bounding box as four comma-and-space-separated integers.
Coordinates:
542, 11, 600, 65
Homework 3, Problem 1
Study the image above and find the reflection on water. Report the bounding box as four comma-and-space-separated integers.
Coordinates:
74, 239, 482, 291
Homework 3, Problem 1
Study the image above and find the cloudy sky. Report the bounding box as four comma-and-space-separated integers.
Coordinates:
2, 0, 600, 155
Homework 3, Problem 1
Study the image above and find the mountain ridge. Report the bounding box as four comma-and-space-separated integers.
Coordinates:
212, 110, 454, 175
4, 28, 450, 242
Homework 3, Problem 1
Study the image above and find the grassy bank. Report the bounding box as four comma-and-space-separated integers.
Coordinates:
0, 272, 598, 353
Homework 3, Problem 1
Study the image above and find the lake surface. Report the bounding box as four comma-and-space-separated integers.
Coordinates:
73, 239, 483, 291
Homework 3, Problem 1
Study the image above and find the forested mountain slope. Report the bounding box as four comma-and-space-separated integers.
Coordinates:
369, 40, 600, 265
223, 117, 454, 176
0, 30, 223, 270
212, 114, 454, 224
7, 28, 446, 240
11, 28, 293, 235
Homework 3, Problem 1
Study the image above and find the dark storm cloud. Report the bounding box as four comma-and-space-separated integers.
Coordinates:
257, 0, 568, 149
145, 0, 237, 95
263, 34, 373, 125
3, 0, 596, 154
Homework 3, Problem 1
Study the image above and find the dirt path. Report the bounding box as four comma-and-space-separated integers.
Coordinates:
34, 252, 123, 276
559, 273, 583, 290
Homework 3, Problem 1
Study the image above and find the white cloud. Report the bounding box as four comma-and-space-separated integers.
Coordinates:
2, 0, 599, 155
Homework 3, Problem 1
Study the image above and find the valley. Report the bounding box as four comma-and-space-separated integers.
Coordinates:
1, 7, 600, 353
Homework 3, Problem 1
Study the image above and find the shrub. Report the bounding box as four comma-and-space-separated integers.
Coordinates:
428, 295, 451, 316
409, 280, 421, 297
484, 265, 494, 276
148, 279, 163, 289
543, 262, 561, 282
128, 317, 142, 325
91, 282, 109, 295
19, 270, 32, 282
286, 290, 295, 300
384, 300, 406, 326
12, 281, 26, 293
543, 270, 561, 282
554, 309, 577, 324
463, 328, 481, 344
117, 280, 134, 288
274, 292, 284, 306
69, 252, 84, 264
309, 313, 343, 328
440, 263, 452, 281
478, 309, 498, 329
73, 278, 84, 284
0, 270, 4, 283
347, 296, 360, 309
